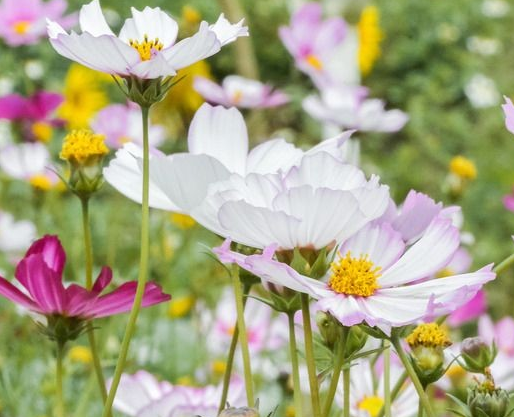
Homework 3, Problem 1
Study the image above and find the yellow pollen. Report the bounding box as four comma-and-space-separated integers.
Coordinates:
328, 251, 381, 297
232, 90, 244, 105
406, 323, 452, 349
31, 121, 53, 143
211, 360, 227, 375
29, 174, 52, 191
13, 20, 31, 35
68, 346, 93, 364
449, 156, 477, 180
305, 54, 323, 71
129, 35, 164, 61
358, 395, 384, 417
168, 295, 195, 318
170, 213, 196, 229
60, 129, 108, 165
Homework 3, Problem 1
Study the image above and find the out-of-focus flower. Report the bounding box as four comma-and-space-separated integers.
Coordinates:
182, 5, 202, 27
24, 59, 45, 80
449, 156, 477, 181
112, 370, 245, 417
358, 6, 383, 76
0, 142, 61, 190
466, 36, 501, 56
501, 96, 514, 135
216, 218, 494, 333
68, 345, 93, 364
0, 91, 63, 143
170, 213, 196, 229
104, 103, 354, 216
481, 0, 509, 17
502, 187, 514, 212
47, 0, 248, 80
0, 211, 36, 255
91, 102, 166, 149
0, 0, 76, 46
168, 295, 195, 318
447, 290, 486, 327
57, 64, 110, 129
464, 74, 500, 108
304, 84, 408, 133
0, 235, 170, 324
194, 75, 289, 109
336, 358, 418, 417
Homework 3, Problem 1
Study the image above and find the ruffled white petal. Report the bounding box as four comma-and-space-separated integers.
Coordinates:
79, 0, 114, 37
246, 139, 303, 175
209, 14, 249, 46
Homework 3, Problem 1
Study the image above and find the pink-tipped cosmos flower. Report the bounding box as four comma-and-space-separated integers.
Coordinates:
0, 235, 170, 320
502, 95, 514, 134
215, 217, 494, 333
91, 102, 166, 149
47, 0, 248, 79
0, 0, 76, 46
194, 75, 289, 109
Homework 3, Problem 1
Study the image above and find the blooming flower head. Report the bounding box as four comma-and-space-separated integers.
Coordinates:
91, 102, 166, 149
47, 0, 248, 80
60, 129, 108, 166
0, 0, 76, 46
0, 91, 63, 142
112, 370, 245, 417
194, 75, 289, 109
0, 235, 170, 323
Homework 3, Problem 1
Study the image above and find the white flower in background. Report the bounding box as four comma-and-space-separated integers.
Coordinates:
47, 0, 248, 79
466, 36, 501, 56
464, 74, 500, 108
481, 0, 509, 17
24, 60, 45, 80
0, 211, 36, 255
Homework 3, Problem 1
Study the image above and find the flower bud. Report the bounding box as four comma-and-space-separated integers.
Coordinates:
461, 337, 497, 374
345, 325, 368, 357
316, 311, 341, 349
468, 386, 510, 417
218, 406, 260, 417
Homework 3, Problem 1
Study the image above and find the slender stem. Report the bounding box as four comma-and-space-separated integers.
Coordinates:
55, 342, 65, 417
288, 312, 303, 417
301, 294, 322, 417
493, 252, 514, 275
383, 340, 392, 417
342, 367, 350, 417
391, 337, 435, 417
230, 264, 254, 406
418, 398, 424, 417
80, 197, 109, 407
376, 371, 407, 417
322, 330, 347, 417
101, 105, 152, 417
217, 283, 251, 413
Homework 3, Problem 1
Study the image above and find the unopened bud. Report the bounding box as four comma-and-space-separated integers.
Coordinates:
461, 337, 497, 374
218, 406, 260, 417
316, 311, 340, 349
468, 386, 509, 417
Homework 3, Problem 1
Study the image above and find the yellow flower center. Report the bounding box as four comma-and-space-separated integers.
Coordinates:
358, 6, 384, 76
446, 364, 467, 381
305, 54, 323, 71
232, 90, 244, 105
60, 129, 108, 165
406, 323, 452, 348
68, 346, 93, 364
449, 156, 477, 180
170, 213, 196, 229
29, 174, 52, 191
168, 295, 195, 318
31, 121, 53, 143
13, 20, 31, 35
211, 360, 227, 375
358, 395, 384, 417
129, 35, 164, 61
328, 251, 381, 297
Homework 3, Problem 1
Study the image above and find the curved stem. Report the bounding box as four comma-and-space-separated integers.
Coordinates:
55, 342, 65, 417
231, 264, 254, 406
81, 197, 109, 406
301, 294, 322, 417
493, 252, 514, 275
288, 312, 303, 417
383, 340, 392, 417
391, 337, 435, 417
342, 367, 350, 417
101, 105, 151, 417
322, 329, 347, 417
217, 283, 251, 413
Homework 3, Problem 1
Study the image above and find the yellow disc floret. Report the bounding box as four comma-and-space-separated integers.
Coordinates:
358, 395, 384, 417
358, 6, 384, 76
305, 54, 323, 71
328, 251, 381, 297
449, 156, 477, 180
13, 20, 31, 35
406, 323, 451, 349
60, 129, 108, 165
129, 35, 164, 61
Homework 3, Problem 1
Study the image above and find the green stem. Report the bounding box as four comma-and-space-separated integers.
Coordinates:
301, 294, 322, 417
80, 197, 109, 407
101, 105, 152, 417
418, 398, 424, 417
383, 340, 392, 417
376, 371, 407, 417
391, 337, 435, 417
55, 342, 65, 417
288, 312, 303, 417
322, 330, 347, 417
342, 367, 350, 417
493, 252, 514, 275
217, 283, 251, 413
231, 264, 254, 406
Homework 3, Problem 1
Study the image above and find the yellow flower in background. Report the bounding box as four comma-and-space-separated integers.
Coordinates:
182, 5, 201, 26
358, 6, 384, 77
68, 346, 93, 364
449, 156, 477, 180
211, 360, 227, 375
57, 64, 110, 129
171, 213, 196, 229
31, 121, 53, 143
168, 295, 195, 318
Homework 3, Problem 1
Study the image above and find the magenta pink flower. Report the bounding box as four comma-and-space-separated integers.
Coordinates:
447, 290, 486, 327
503, 187, 514, 212
0, 235, 170, 319
0, 0, 76, 46
502, 96, 514, 135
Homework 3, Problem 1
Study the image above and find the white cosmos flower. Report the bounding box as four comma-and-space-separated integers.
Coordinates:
0, 211, 36, 255
104, 103, 354, 221
47, 0, 248, 79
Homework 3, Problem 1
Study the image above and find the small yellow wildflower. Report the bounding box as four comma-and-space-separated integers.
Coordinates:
31, 121, 53, 143
29, 175, 53, 191
358, 6, 384, 77
182, 5, 201, 26
406, 323, 451, 349
358, 395, 384, 417
449, 156, 477, 180
211, 360, 227, 375
176, 376, 193, 386
68, 346, 93, 364
60, 130, 108, 166
168, 295, 195, 318
171, 213, 196, 229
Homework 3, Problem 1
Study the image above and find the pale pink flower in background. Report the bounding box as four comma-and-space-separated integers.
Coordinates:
91, 102, 166, 149
194, 75, 289, 109
0, 0, 76, 46
502, 96, 514, 134
104, 103, 353, 217
112, 371, 245, 417
0, 211, 36, 256
47, 0, 248, 79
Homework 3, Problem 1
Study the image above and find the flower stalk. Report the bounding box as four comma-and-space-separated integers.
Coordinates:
343, 367, 351, 417
383, 339, 392, 417
322, 328, 347, 417
288, 311, 303, 417
55, 341, 65, 417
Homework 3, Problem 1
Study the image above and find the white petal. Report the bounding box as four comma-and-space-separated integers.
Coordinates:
188, 103, 248, 175
119, 6, 178, 48
47, 19, 67, 38
246, 138, 303, 174
129, 51, 176, 78
79, 0, 115, 37
209, 14, 249, 46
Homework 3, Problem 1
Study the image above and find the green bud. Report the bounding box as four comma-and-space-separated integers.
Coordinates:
468, 386, 510, 417
37, 315, 88, 345
345, 325, 368, 357
219, 406, 260, 417
409, 346, 446, 387
461, 337, 497, 374
316, 311, 341, 349
121, 75, 180, 108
